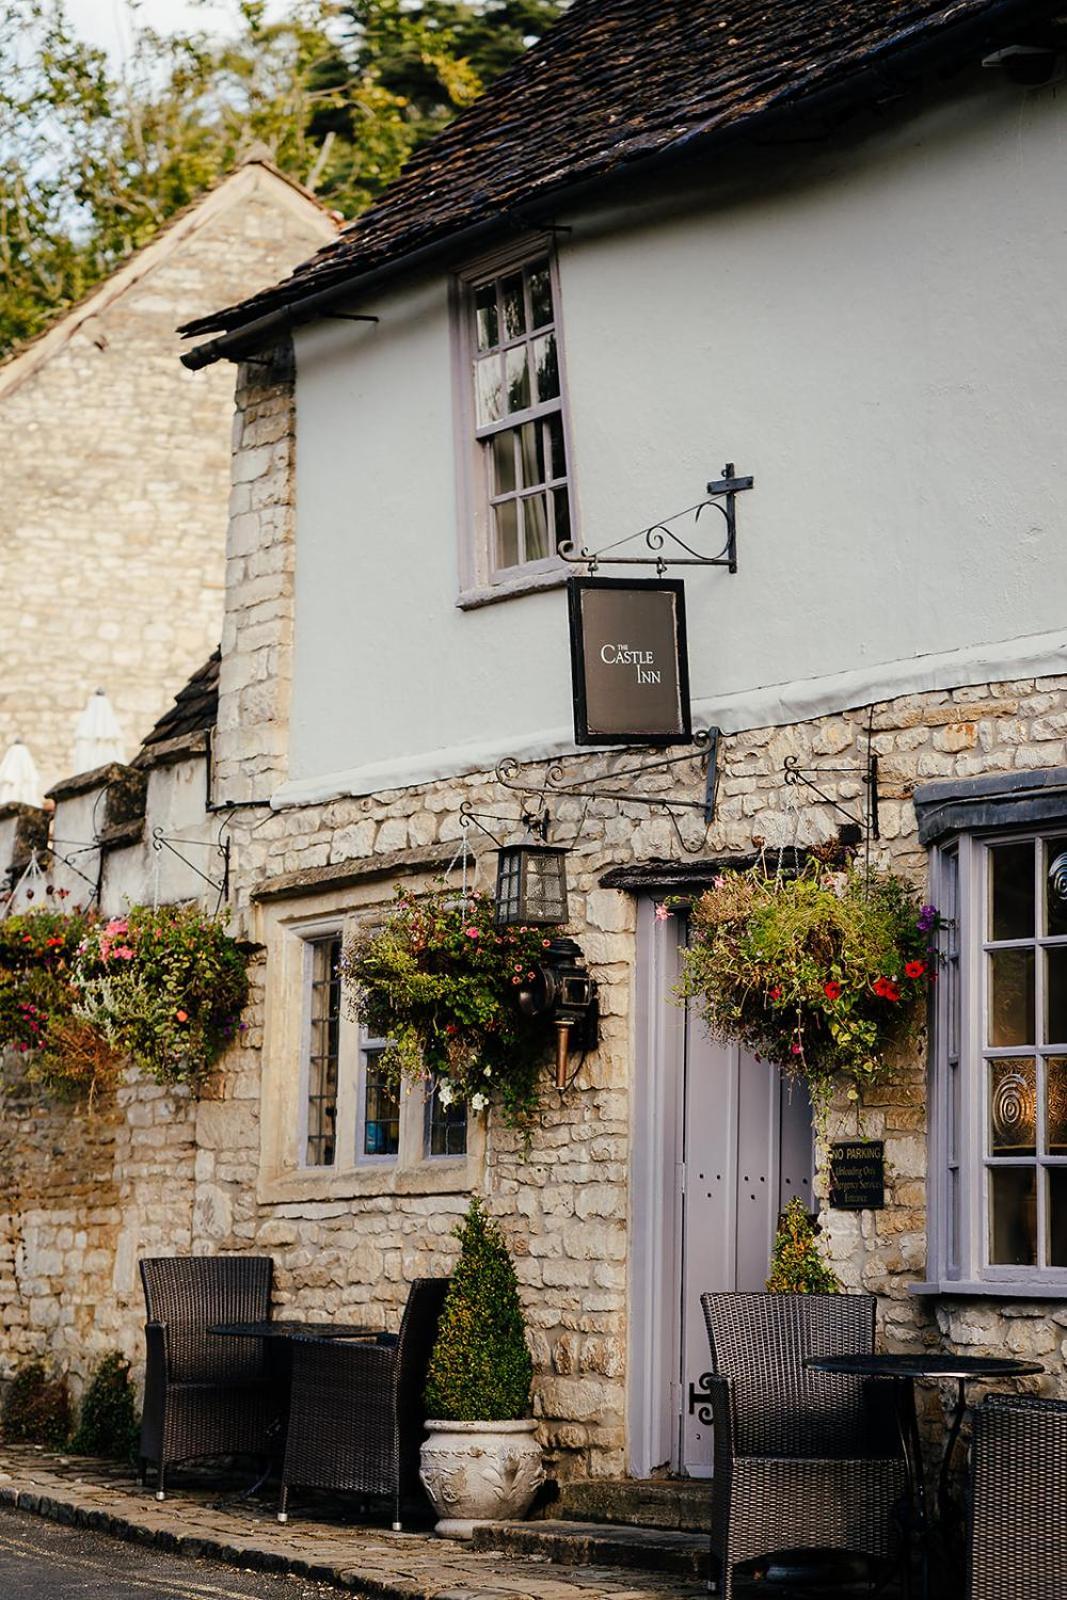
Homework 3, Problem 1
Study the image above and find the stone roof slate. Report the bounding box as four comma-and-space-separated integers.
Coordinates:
181, 0, 1056, 341
139, 648, 220, 752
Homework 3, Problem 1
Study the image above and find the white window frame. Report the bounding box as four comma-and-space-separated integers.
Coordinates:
927, 826, 1067, 1295
258, 888, 483, 1204
452, 235, 577, 610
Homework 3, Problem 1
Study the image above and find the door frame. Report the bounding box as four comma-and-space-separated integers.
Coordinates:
628, 895, 685, 1479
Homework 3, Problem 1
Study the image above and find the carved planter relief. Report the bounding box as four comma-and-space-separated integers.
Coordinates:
419, 1418, 544, 1538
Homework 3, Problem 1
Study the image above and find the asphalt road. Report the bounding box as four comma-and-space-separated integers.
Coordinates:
0, 1504, 354, 1599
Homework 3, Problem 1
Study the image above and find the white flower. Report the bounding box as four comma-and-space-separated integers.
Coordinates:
470, 1092, 488, 1113
437, 1079, 455, 1108
482, 1067, 492, 1079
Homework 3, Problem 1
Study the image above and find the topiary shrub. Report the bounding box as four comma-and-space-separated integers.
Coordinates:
0, 1361, 71, 1445
69, 1352, 139, 1460
424, 1196, 533, 1422
766, 1197, 842, 1294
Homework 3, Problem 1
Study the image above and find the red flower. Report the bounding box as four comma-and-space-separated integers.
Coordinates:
175, 1009, 188, 1023
768, 986, 783, 1001
874, 977, 901, 1002
904, 960, 926, 980
823, 981, 842, 1002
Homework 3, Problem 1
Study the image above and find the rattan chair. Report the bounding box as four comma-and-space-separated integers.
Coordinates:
701, 1291, 906, 1600
968, 1393, 1067, 1600
139, 1255, 277, 1500
277, 1277, 449, 1529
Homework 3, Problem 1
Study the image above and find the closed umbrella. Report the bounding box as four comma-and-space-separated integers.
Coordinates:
72, 689, 126, 774
0, 740, 42, 807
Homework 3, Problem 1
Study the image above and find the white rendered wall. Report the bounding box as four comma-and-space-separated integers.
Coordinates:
284, 75, 1067, 803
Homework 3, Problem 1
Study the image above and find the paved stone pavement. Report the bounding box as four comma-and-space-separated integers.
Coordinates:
0, 1503, 348, 1599
0, 1447, 709, 1600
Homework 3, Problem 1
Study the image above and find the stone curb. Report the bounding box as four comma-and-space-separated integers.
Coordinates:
0, 1459, 708, 1600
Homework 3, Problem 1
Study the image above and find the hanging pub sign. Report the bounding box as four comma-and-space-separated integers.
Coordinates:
567, 577, 693, 746
828, 1140, 885, 1211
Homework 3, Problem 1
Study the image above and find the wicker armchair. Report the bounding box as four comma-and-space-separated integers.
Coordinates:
139, 1255, 277, 1500
277, 1277, 449, 1529
968, 1393, 1067, 1600
701, 1291, 905, 1600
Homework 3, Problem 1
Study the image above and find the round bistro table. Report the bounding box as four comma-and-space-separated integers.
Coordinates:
805, 1352, 1044, 1600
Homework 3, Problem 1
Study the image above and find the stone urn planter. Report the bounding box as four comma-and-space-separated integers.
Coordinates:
419, 1418, 544, 1538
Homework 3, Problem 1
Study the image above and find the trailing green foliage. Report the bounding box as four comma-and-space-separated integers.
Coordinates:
0, 904, 250, 1100
1, 0, 567, 358
424, 1196, 533, 1421
766, 1197, 841, 1295
0, 1361, 71, 1445
344, 886, 553, 1126
69, 1352, 140, 1460
677, 861, 940, 1105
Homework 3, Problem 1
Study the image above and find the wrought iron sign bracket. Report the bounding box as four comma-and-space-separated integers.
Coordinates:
492, 727, 721, 855
559, 464, 753, 574
151, 817, 233, 908
783, 734, 881, 847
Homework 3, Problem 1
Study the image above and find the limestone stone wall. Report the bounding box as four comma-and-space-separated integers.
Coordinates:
0, 164, 333, 795
1, 350, 1066, 1474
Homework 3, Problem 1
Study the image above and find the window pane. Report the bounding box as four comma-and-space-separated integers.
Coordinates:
362, 1054, 399, 1157
519, 421, 545, 488
1047, 839, 1067, 935
989, 1166, 1036, 1266
505, 346, 530, 413
989, 841, 1034, 941
306, 935, 341, 1168
989, 1057, 1036, 1155
1047, 948, 1067, 1045
546, 413, 566, 480
523, 493, 549, 561
989, 948, 1035, 1046
533, 332, 559, 402
1047, 1056, 1067, 1154
528, 260, 553, 328
475, 282, 499, 351
552, 486, 571, 550
501, 273, 525, 339
426, 1080, 468, 1158
476, 355, 504, 425
1048, 1167, 1067, 1267
494, 498, 519, 569
492, 429, 516, 495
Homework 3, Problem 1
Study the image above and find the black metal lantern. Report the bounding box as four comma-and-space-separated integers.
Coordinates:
495, 834, 569, 928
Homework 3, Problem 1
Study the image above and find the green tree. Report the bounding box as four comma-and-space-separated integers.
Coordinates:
0, 0, 567, 360
766, 1197, 842, 1295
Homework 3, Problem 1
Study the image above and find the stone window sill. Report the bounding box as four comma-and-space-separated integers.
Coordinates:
258, 1158, 476, 1206
910, 1279, 1067, 1301
456, 564, 568, 610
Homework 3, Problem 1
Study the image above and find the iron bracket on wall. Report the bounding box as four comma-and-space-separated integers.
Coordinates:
782, 713, 881, 846
559, 464, 752, 575
151, 811, 235, 910
492, 726, 721, 855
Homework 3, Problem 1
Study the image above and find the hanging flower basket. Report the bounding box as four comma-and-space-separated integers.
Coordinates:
677, 860, 939, 1106
343, 887, 555, 1128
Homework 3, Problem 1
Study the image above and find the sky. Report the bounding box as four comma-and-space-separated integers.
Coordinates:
63, 0, 282, 60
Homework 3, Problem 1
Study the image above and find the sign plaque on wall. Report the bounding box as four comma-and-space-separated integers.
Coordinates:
828, 1140, 885, 1211
567, 577, 692, 746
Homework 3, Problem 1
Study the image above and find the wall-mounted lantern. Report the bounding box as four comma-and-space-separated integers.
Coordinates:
518, 936, 599, 1090
494, 832, 570, 928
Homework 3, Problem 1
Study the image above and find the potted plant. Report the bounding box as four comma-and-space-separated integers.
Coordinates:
766, 1197, 841, 1294
677, 859, 939, 1110
419, 1196, 543, 1537
343, 886, 554, 1128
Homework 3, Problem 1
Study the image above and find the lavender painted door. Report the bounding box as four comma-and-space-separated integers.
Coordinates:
677, 994, 813, 1475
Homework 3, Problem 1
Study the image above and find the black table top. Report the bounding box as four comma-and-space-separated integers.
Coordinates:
806, 1352, 1044, 1381
209, 1319, 380, 1341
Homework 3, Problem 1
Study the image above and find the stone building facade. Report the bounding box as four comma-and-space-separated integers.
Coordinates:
0, 157, 336, 794
2, 0, 1067, 1498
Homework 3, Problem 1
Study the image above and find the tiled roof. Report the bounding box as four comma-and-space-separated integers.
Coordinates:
181, 0, 1054, 341
139, 648, 220, 753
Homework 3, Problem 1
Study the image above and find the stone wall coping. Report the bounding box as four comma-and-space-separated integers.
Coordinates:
600, 848, 811, 893
96, 818, 144, 851
910, 1279, 1067, 1300
46, 762, 130, 803
914, 765, 1067, 844
133, 729, 210, 772
251, 842, 459, 902
0, 802, 48, 825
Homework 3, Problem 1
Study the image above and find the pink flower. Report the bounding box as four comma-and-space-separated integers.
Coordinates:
791, 1042, 803, 1055
465, 926, 480, 939
106, 918, 128, 936
112, 946, 135, 961
654, 903, 671, 922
